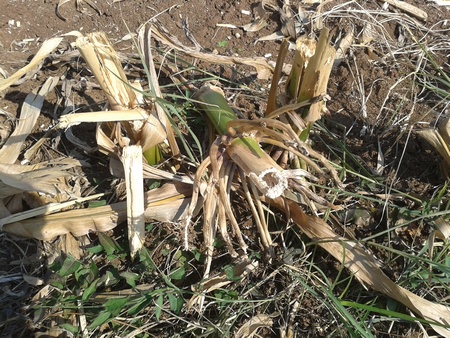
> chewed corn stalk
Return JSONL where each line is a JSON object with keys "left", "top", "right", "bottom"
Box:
{"left": 181, "top": 29, "right": 342, "bottom": 287}
{"left": 184, "top": 85, "right": 342, "bottom": 279}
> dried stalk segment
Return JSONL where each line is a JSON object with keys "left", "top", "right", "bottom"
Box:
{"left": 286, "top": 28, "right": 336, "bottom": 124}
{"left": 121, "top": 145, "right": 145, "bottom": 258}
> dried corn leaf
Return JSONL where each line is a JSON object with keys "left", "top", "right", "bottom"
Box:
{"left": 0, "top": 158, "right": 81, "bottom": 199}
{"left": 110, "top": 157, "right": 193, "bottom": 184}
{"left": 138, "top": 24, "right": 180, "bottom": 158}
{"left": 151, "top": 23, "right": 273, "bottom": 80}
{"left": 431, "top": 0, "right": 450, "bottom": 5}
{"left": 0, "top": 77, "right": 59, "bottom": 163}
{"left": 2, "top": 203, "right": 123, "bottom": 240}
{"left": 417, "top": 129, "right": 450, "bottom": 164}
{"left": 434, "top": 217, "right": 450, "bottom": 240}
{"left": 187, "top": 260, "right": 258, "bottom": 311}
{"left": 381, "top": 0, "right": 428, "bottom": 21}
{"left": 64, "top": 127, "right": 97, "bottom": 153}
{"left": 334, "top": 28, "right": 354, "bottom": 67}
{"left": 77, "top": 0, "right": 101, "bottom": 16}
{"left": 273, "top": 197, "right": 450, "bottom": 337}
{"left": 0, "top": 169, "right": 69, "bottom": 199}
{"left": 0, "top": 193, "right": 103, "bottom": 229}
{"left": 417, "top": 119, "right": 450, "bottom": 173}
{"left": 242, "top": 2, "right": 268, "bottom": 32}
{"left": 0, "top": 38, "right": 62, "bottom": 92}
{"left": 438, "top": 117, "right": 450, "bottom": 146}
{"left": 235, "top": 314, "right": 273, "bottom": 338}
{"left": 56, "top": 0, "right": 73, "bottom": 20}
{"left": 279, "top": 3, "right": 300, "bottom": 40}
{"left": 2, "top": 182, "right": 192, "bottom": 240}
{"left": 255, "top": 31, "right": 286, "bottom": 42}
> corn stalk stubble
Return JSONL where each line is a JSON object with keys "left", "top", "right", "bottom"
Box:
{"left": 188, "top": 39, "right": 449, "bottom": 333}
{"left": 74, "top": 32, "right": 167, "bottom": 160}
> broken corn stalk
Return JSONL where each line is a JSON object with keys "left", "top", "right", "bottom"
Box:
{"left": 286, "top": 28, "right": 336, "bottom": 139}
{"left": 75, "top": 32, "right": 165, "bottom": 165}
{"left": 193, "top": 85, "right": 289, "bottom": 198}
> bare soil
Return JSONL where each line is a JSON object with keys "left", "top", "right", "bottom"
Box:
{"left": 1, "top": 0, "right": 449, "bottom": 337}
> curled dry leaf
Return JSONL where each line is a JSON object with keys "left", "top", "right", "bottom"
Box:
{"left": 334, "top": 27, "right": 354, "bottom": 67}
{"left": 434, "top": 217, "right": 450, "bottom": 241}
{"left": 0, "top": 158, "right": 82, "bottom": 199}
{"left": 279, "top": 3, "right": 302, "bottom": 40}
{"left": 242, "top": 2, "right": 268, "bottom": 32}
{"left": 186, "top": 260, "right": 258, "bottom": 312}
{"left": 417, "top": 117, "right": 450, "bottom": 175}
{"left": 235, "top": 314, "right": 273, "bottom": 338}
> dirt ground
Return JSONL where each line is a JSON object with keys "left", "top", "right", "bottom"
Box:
{"left": 1, "top": 0, "right": 446, "bottom": 185}
{"left": 1, "top": 0, "right": 450, "bottom": 337}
